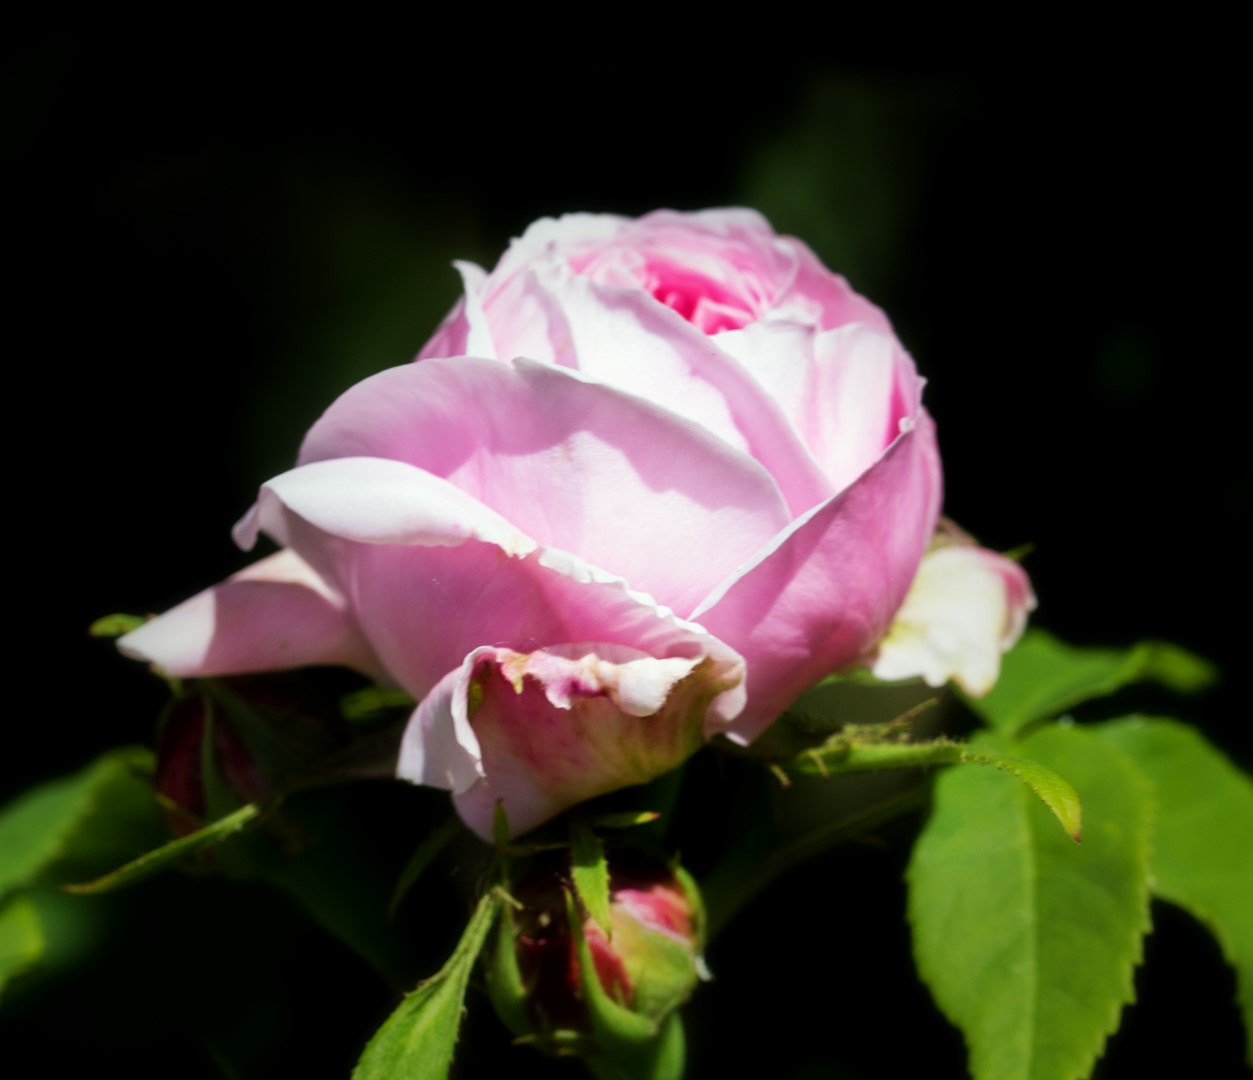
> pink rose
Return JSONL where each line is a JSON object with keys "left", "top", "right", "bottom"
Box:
{"left": 120, "top": 208, "right": 1018, "bottom": 839}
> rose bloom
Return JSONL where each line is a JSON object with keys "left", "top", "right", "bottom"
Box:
{"left": 121, "top": 209, "right": 1032, "bottom": 838}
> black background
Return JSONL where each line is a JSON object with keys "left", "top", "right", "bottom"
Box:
{"left": 8, "top": 24, "right": 1248, "bottom": 1078}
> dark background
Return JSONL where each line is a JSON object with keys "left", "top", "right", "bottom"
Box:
{"left": 8, "top": 27, "right": 1247, "bottom": 1078}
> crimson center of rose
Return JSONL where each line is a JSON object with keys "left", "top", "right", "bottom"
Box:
{"left": 569, "top": 250, "right": 758, "bottom": 334}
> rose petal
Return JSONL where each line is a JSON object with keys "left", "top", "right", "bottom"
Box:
{"left": 401, "top": 642, "right": 743, "bottom": 838}
{"left": 293, "top": 357, "right": 794, "bottom": 615}
{"left": 871, "top": 545, "right": 1037, "bottom": 695}
{"left": 117, "top": 549, "right": 383, "bottom": 680}
{"left": 714, "top": 321, "right": 923, "bottom": 494}
{"left": 693, "top": 410, "right": 943, "bottom": 742}
{"left": 511, "top": 274, "right": 834, "bottom": 517}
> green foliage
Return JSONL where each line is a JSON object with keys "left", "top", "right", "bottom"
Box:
{"left": 340, "top": 685, "right": 416, "bottom": 727}
{"left": 63, "top": 803, "right": 262, "bottom": 895}
{"left": 968, "top": 629, "right": 1216, "bottom": 735}
{"left": 570, "top": 820, "right": 612, "bottom": 934}
{"left": 909, "top": 725, "right": 1153, "bottom": 1080}
{"left": 0, "top": 747, "right": 159, "bottom": 901}
{"left": 1098, "top": 717, "right": 1253, "bottom": 1062}
{"left": 788, "top": 734, "right": 1082, "bottom": 841}
{"left": 353, "top": 890, "right": 501, "bottom": 1080}
{"left": 0, "top": 896, "right": 42, "bottom": 998}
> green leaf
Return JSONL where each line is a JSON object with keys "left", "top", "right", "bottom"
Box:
{"left": 353, "top": 890, "right": 501, "bottom": 1080}
{"left": 0, "top": 747, "right": 156, "bottom": 902}
{"left": 0, "top": 895, "right": 43, "bottom": 998}
{"left": 958, "top": 747, "right": 1083, "bottom": 842}
{"left": 88, "top": 612, "right": 147, "bottom": 638}
{"left": 570, "top": 821, "right": 612, "bottom": 934}
{"left": 909, "top": 725, "right": 1152, "bottom": 1080}
{"left": 1098, "top": 717, "right": 1253, "bottom": 1062}
{"left": 788, "top": 737, "right": 1082, "bottom": 841}
{"left": 968, "top": 630, "right": 1216, "bottom": 735}
{"left": 63, "top": 802, "right": 262, "bottom": 895}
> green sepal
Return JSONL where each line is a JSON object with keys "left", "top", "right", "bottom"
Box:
{"left": 570, "top": 821, "right": 612, "bottom": 934}
{"left": 968, "top": 629, "right": 1216, "bottom": 735}
{"left": 87, "top": 613, "right": 147, "bottom": 638}
{"left": 353, "top": 889, "right": 502, "bottom": 1080}
{"left": 1097, "top": 716, "right": 1253, "bottom": 1063}
{"left": 566, "top": 890, "right": 658, "bottom": 1049}
{"left": 585, "top": 1012, "right": 687, "bottom": 1080}
{"left": 483, "top": 897, "right": 532, "bottom": 1039}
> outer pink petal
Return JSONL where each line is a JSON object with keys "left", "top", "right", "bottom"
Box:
{"left": 230, "top": 454, "right": 747, "bottom": 711}
{"left": 341, "top": 541, "right": 748, "bottom": 713}
{"left": 402, "top": 642, "right": 743, "bottom": 839}
{"left": 693, "top": 410, "right": 943, "bottom": 742}
{"left": 293, "top": 357, "right": 793, "bottom": 616}
{"left": 116, "top": 549, "right": 383, "bottom": 680}
{"left": 715, "top": 320, "right": 923, "bottom": 493}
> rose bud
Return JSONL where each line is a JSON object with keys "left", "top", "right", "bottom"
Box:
{"left": 154, "top": 689, "right": 267, "bottom": 837}
{"left": 153, "top": 674, "right": 349, "bottom": 860}
{"left": 487, "top": 851, "right": 705, "bottom": 1061}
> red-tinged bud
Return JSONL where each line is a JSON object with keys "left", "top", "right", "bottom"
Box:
{"left": 487, "top": 849, "right": 704, "bottom": 1062}
{"left": 154, "top": 692, "right": 266, "bottom": 836}
{"left": 153, "top": 674, "right": 348, "bottom": 841}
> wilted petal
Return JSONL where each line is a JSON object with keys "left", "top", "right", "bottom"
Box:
{"left": 117, "top": 549, "right": 382, "bottom": 680}
{"left": 870, "top": 545, "right": 1037, "bottom": 695}
{"left": 400, "top": 643, "right": 744, "bottom": 839}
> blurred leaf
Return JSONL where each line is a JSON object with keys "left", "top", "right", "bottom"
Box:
{"left": 968, "top": 630, "right": 1216, "bottom": 734}
{"left": 87, "top": 613, "right": 146, "bottom": 638}
{"left": 63, "top": 803, "right": 262, "bottom": 895}
{"left": 353, "top": 889, "right": 501, "bottom": 1080}
{"left": 592, "top": 811, "right": 662, "bottom": 830}
{"left": 0, "top": 895, "right": 43, "bottom": 998}
{"left": 909, "top": 725, "right": 1152, "bottom": 1080}
{"left": 340, "top": 686, "right": 416, "bottom": 726}
{"left": 388, "top": 816, "right": 462, "bottom": 920}
{"left": 1098, "top": 717, "right": 1253, "bottom": 1062}
{"left": 0, "top": 747, "right": 156, "bottom": 902}
{"left": 267, "top": 802, "right": 414, "bottom": 986}
{"left": 570, "top": 821, "right": 612, "bottom": 934}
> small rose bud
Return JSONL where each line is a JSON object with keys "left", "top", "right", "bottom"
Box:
{"left": 487, "top": 850, "right": 705, "bottom": 1058}
{"left": 153, "top": 674, "right": 348, "bottom": 851}
{"left": 154, "top": 691, "right": 266, "bottom": 837}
